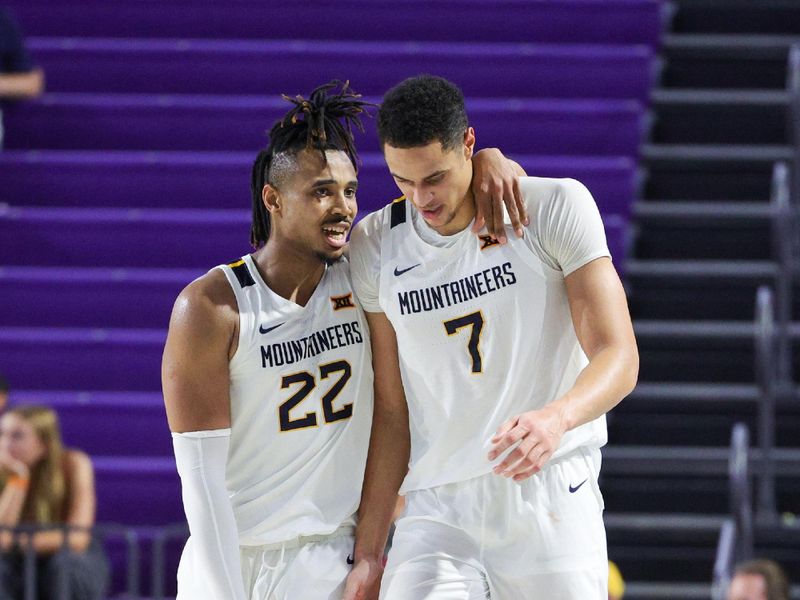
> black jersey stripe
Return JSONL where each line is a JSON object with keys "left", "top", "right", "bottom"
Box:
{"left": 229, "top": 259, "right": 256, "bottom": 288}
{"left": 390, "top": 198, "right": 407, "bottom": 229}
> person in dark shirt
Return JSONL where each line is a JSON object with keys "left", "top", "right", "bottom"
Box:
{"left": 0, "top": 7, "right": 45, "bottom": 146}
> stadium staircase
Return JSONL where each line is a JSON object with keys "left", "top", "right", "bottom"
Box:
{"left": 610, "top": 1, "right": 800, "bottom": 598}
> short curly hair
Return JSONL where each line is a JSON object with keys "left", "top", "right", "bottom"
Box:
{"left": 377, "top": 75, "right": 468, "bottom": 151}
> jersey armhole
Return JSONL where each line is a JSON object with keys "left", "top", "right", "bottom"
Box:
{"left": 216, "top": 263, "right": 248, "bottom": 364}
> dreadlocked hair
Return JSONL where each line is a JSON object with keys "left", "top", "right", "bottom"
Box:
{"left": 249, "top": 80, "right": 373, "bottom": 248}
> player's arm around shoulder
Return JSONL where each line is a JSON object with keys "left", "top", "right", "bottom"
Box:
{"left": 162, "top": 269, "right": 238, "bottom": 432}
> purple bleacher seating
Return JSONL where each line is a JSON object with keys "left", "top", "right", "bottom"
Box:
{"left": 0, "top": 328, "right": 164, "bottom": 391}
{"left": 9, "top": 391, "right": 171, "bottom": 456}
{"left": 26, "top": 38, "right": 654, "bottom": 101}
{"left": 0, "top": 206, "right": 252, "bottom": 268}
{"left": 0, "top": 200, "right": 630, "bottom": 269}
{"left": 0, "top": 266, "right": 195, "bottom": 328}
{"left": 6, "top": 0, "right": 663, "bottom": 46}
{"left": 93, "top": 457, "right": 182, "bottom": 525}
{"left": 5, "top": 94, "right": 644, "bottom": 156}
{"left": 0, "top": 152, "right": 636, "bottom": 219}
{"left": 0, "top": 267, "right": 196, "bottom": 328}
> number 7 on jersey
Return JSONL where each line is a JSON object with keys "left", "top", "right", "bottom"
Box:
{"left": 443, "top": 311, "right": 484, "bottom": 374}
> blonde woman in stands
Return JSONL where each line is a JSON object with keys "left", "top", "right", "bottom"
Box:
{"left": 0, "top": 405, "right": 108, "bottom": 600}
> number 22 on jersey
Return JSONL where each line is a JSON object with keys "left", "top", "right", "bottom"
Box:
{"left": 278, "top": 360, "right": 353, "bottom": 432}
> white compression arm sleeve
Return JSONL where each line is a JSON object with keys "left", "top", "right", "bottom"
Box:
{"left": 172, "top": 429, "right": 247, "bottom": 600}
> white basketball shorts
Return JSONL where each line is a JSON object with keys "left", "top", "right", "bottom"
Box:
{"left": 380, "top": 447, "right": 607, "bottom": 600}
{"left": 177, "top": 526, "right": 354, "bottom": 600}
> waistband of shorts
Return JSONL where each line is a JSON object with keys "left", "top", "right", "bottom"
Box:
{"left": 240, "top": 524, "right": 354, "bottom": 553}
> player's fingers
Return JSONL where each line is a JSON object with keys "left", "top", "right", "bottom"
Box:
{"left": 511, "top": 464, "right": 541, "bottom": 482}
{"left": 472, "top": 210, "right": 485, "bottom": 234}
{"left": 342, "top": 566, "right": 370, "bottom": 600}
{"left": 488, "top": 423, "right": 527, "bottom": 460}
{"left": 341, "top": 581, "right": 358, "bottom": 600}
{"left": 533, "top": 448, "right": 554, "bottom": 472}
{"left": 490, "top": 183, "right": 507, "bottom": 244}
{"left": 509, "top": 447, "right": 551, "bottom": 481}
{"left": 495, "top": 436, "right": 539, "bottom": 475}
{"left": 472, "top": 181, "right": 491, "bottom": 233}
{"left": 513, "top": 176, "right": 529, "bottom": 227}
{"left": 503, "top": 179, "right": 523, "bottom": 239}
{"left": 491, "top": 416, "right": 518, "bottom": 443}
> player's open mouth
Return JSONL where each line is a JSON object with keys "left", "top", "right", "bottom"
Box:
{"left": 322, "top": 224, "right": 349, "bottom": 248}
{"left": 420, "top": 206, "right": 443, "bottom": 220}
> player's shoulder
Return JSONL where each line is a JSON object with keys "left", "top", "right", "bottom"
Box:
{"left": 517, "top": 176, "right": 594, "bottom": 221}
{"left": 519, "top": 176, "right": 591, "bottom": 207}
{"left": 350, "top": 197, "right": 405, "bottom": 257}
{"left": 352, "top": 198, "right": 400, "bottom": 236}
{"left": 171, "top": 265, "right": 238, "bottom": 332}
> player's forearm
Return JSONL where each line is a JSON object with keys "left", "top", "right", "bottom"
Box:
{"left": 550, "top": 343, "right": 638, "bottom": 432}
{"left": 353, "top": 402, "right": 410, "bottom": 561}
{"left": 0, "top": 69, "right": 44, "bottom": 99}
{"left": 173, "top": 431, "right": 247, "bottom": 600}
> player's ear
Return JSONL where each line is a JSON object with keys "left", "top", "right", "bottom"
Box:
{"left": 463, "top": 127, "right": 476, "bottom": 160}
{"left": 262, "top": 184, "right": 281, "bottom": 215}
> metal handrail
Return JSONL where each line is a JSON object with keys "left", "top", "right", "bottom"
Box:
{"left": 711, "top": 423, "right": 753, "bottom": 600}
{"left": 754, "top": 286, "right": 779, "bottom": 525}
{"left": 729, "top": 423, "right": 753, "bottom": 562}
{"left": 771, "top": 163, "right": 794, "bottom": 384}
{"left": 712, "top": 519, "right": 737, "bottom": 600}
{"left": 150, "top": 523, "right": 189, "bottom": 599}
{"left": 788, "top": 44, "right": 800, "bottom": 211}
{"left": 0, "top": 523, "right": 93, "bottom": 600}
{"left": 0, "top": 522, "right": 147, "bottom": 600}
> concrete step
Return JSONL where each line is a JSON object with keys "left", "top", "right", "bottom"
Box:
{"left": 661, "top": 34, "right": 797, "bottom": 89}
{"left": 651, "top": 88, "right": 790, "bottom": 145}
{"left": 642, "top": 144, "right": 784, "bottom": 201}
{"left": 625, "top": 260, "right": 800, "bottom": 321}
{"left": 634, "top": 201, "right": 774, "bottom": 221}
{"left": 671, "top": 1, "right": 800, "bottom": 35}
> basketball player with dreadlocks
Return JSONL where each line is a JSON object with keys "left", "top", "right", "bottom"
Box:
{"left": 161, "top": 80, "right": 524, "bottom": 600}
{"left": 162, "top": 81, "right": 373, "bottom": 600}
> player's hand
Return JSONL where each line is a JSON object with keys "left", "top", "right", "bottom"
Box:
{"left": 342, "top": 556, "right": 383, "bottom": 600}
{"left": 471, "top": 148, "right": 528, "bottom": 244}
{"left": 487, "top": 405, "right": 567, "bottom": 481}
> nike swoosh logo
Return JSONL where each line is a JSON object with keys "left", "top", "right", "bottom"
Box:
{"left": 346, "top": 554, "right": 354, "bottom": 565}
{"left": 394, "top": 264, "right": 421, "bottom": 276}
{"left": 569, "top": 478, "right": 588, "bottom": 494}
{"left": 259, "top": 322, "right": 284, "bottom": 335}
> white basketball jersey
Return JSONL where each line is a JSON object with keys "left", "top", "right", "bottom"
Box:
{"left": 350, "top": 177, "right": 609, "bottom": 493}
{"left": 217, "top": 254, "right": 373, "bottom": 546}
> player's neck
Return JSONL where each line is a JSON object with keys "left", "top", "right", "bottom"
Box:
{"left": 252, "top": 242, "right": 326, "bottom": 307}
{"left": 430, "top": 190, "right": 476, "bottom": 236}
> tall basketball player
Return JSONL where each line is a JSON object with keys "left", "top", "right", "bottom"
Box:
{"left": 345, "top": 75, "right": 639, "bottom": 599}
{"left": 161, "top": 81, "right": 525, "bottom": 600}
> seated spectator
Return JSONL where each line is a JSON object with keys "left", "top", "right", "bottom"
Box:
{"left": 0, "top": 7, "right": 45, "bottom": 148}
{"left": 728, "top": 558, "right": 790, "bottom": 600}
{"left": 0, "top": 406, "right": 108, "bottom": 600}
